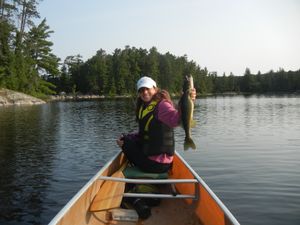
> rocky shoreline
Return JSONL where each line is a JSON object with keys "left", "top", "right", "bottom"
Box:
{"left": 0, "top": 88, "right": 133, "bottom": 106}
{"left": 48, "top": 94, "right": 106, "bottom": 101}
{"left": 49, "top": 94, "right": 136, "bottom": 101}
{"left": 0, "top": 88, "right": 46, "bottom": 106}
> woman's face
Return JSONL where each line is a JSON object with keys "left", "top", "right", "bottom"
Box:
{"left": 138, "top": 87, "right": 157, "bottom": 102}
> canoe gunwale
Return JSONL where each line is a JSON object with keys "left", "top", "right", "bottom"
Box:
{"left": 48, "top": 151, "right": 240, "bottom": 225}
{"left": 48, "top": 152, "right": 121, "bottom": 225}
{"left": 175, "top": 152, "right": 240, "bottom": 225}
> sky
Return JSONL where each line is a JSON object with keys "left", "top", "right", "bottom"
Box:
{"left": 37, "top": 0, "right": 300, "bottom": 76}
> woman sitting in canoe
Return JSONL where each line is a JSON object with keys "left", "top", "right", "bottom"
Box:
{"left": 116, "top": 76, "right": 196, "bottom": 173}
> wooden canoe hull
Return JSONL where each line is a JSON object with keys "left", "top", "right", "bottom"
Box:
{"left": 49, "top": 152, "right": 239, "bottom": 225}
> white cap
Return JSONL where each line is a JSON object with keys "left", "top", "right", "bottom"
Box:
{"left": 136, "top": 76, "right": 157, "bottom": 91}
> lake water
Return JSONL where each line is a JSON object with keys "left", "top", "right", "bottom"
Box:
{"left": 0, "top": 95, "right": 300, "bottom": 225}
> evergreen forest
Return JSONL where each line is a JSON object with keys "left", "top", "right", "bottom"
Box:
{"left": 1, "top": 0, "right": 300, "bottom": 98}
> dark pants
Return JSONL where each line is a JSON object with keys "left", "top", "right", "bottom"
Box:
{"left": 122, "top": 137, "right": 171, "bottom": 173}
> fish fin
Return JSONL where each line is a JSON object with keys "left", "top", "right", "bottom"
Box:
{"left": 184, "top": 137, "right": 196, "bottom": 150}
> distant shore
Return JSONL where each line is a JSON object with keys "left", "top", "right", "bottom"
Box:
{"left": 2, "top": 88, "right": 299, "bottom": 107}
{"left": 0, "top": 89, "right": 137, "bottom": 106}
{"left": 48, "top": 94, "right": 134, "bottom": 101}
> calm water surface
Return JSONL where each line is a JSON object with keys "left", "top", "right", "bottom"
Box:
{"left": 0, "top": 95, "right": 300, "bottom": 225}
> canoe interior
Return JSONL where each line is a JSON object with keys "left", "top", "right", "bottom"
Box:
{"left": 51, "top": 152, "right": 237, "bottom": 225}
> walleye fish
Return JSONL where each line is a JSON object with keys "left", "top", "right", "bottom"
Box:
{"left": 179, "top": 75, "right": 196, "bottom": 150}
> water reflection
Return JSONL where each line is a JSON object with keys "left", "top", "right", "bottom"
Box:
{"left": 1, "top": 95, "right": 300, "bottom": 225}
{"left": 182, "top": 95, "right": 300, "bottom": 225}
{"left": 0, "top": 105, "right": 58, "bottom": 224}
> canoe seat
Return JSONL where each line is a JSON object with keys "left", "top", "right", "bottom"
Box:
{"left": 123, "top": 166, "right": 169, "bottom": 179}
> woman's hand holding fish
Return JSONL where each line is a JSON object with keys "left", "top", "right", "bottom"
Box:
{"left": 116, "top": 135, "right": 124, "bottom": 148}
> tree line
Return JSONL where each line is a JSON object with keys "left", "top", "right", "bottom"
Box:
{"left": 209, "top": 68, "right": 300, "bottom": 94}
{"left": 1, "top": 1, "right": 299, "bottom": 98}
{"left": 49, "top": 47, "right": 300, "bottom": 96}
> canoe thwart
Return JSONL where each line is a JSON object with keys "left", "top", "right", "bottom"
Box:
{"left": 123, "top": 192, "right": 196, "bottom": 199}
{"left": 97, "top": 176, "right": 198, "bottom": 184}
{"left": 97, "top": 176, "right": 200, "bottom": 200}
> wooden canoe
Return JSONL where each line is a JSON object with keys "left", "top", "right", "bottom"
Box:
{"left": 48, "top": 151, "right": 240, "bottom": 225}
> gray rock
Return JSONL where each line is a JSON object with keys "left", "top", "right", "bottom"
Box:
{"left": 0, "top": 88, "right": 46, "bottom": 106}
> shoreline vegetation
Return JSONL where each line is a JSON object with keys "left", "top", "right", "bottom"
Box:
{"left": 2, "top": 88, "right": 300, "bottom": 107}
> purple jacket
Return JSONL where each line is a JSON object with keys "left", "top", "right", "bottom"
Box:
{"left": 148, "top": 99, "right": 180, "bottom": 163}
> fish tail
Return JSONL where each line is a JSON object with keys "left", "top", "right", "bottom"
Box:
{"left": 184, "top": 137, "right": 196, "bottom": 150}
